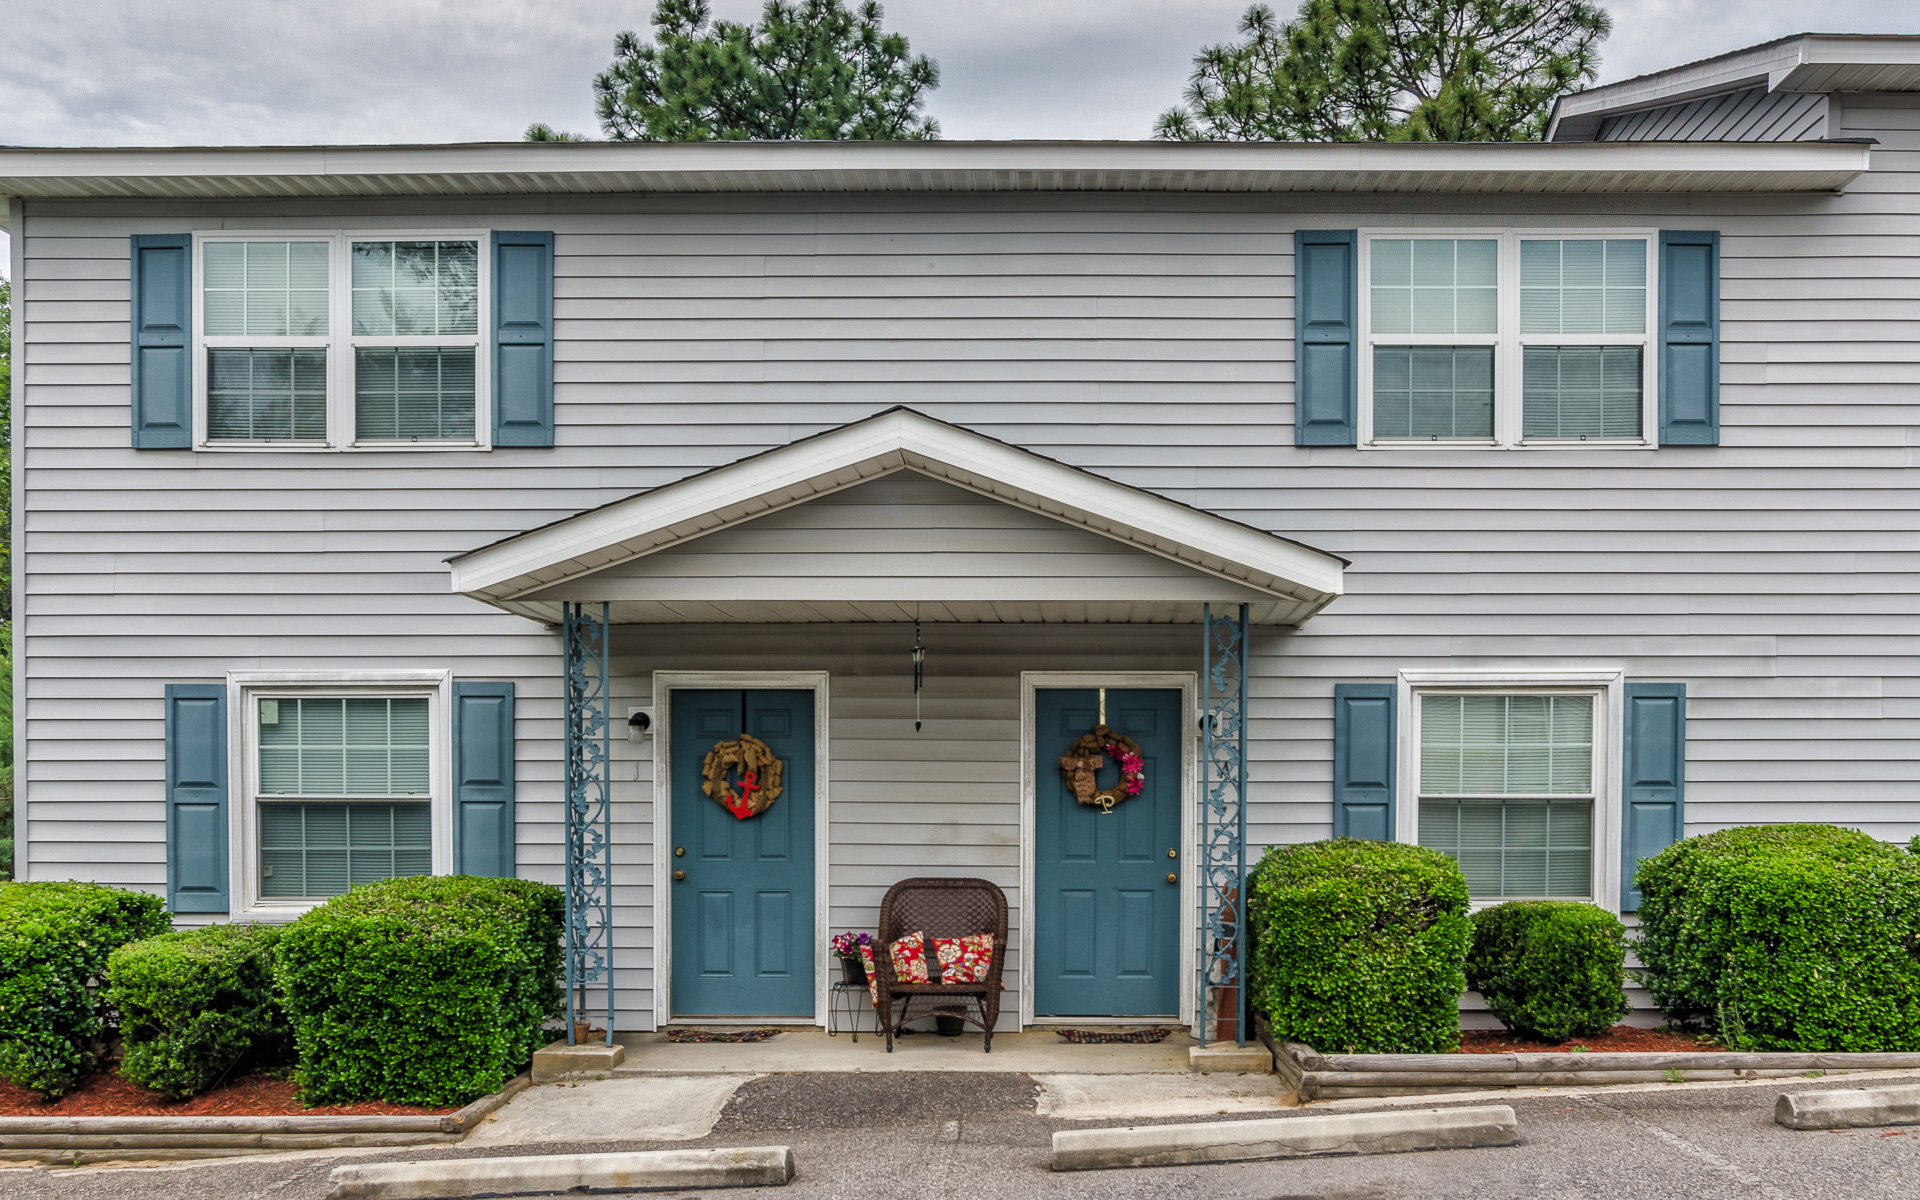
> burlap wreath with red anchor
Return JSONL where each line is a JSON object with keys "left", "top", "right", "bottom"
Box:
{"left": 702, "top": 734, "right": 784, "bottom": 820}
{"left": 1058, "top": 725, "right": 1147, "bottom": 812}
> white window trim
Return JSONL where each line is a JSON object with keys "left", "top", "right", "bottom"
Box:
{"left": 190, "top": 230, "right": 493, "bottom": 453}
{"left": 1357, "top": 228, "right": 1659, "bottom": 450}
{"left": 1393, "top": 668, "right": 1625, "bottom": 913}
{"left": 225, "top": 669, "right": 454, "bottom": 920}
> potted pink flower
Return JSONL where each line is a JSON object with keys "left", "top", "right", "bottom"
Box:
{"left": 830, "top": 931, "right": 873, "bottom": 986}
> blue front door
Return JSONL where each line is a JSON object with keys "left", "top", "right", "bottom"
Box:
{"left": 1034, "top": 688, "right": 1182, "bottom": 1017}
{"left": 670, "top": 689, "right": 816, "bottom": 1018}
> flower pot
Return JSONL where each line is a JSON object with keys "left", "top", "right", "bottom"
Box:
{"left": 935, "top": 1014, "right": 967, "bottom": 1037}
{"left": 839, "top": 955, "right": 867, "bottom": 986}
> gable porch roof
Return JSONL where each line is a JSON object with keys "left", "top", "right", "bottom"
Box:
{"left": 446, "top": 407, "right": 1346, "bottom": 626}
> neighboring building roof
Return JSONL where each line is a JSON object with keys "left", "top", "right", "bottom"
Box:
{"left": 1550, "top": 32, "right": 1920, "bottom": 141}
{"left": 446, "top": 406, "right": 1348, "bottom": 627}
{"left": 0, "top": 138, "right": 1873, "bottom": 213}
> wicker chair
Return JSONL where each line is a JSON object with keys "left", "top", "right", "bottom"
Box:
{"left": 871, "top": 876, "right": 1009, "bottom": 1053}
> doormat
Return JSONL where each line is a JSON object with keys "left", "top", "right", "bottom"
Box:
{"left": 1054, "top": 1027, "right": 1173, "bottom": 1044}
{"left": 664, "top": 1028, "right": 786, "bottom": 1044}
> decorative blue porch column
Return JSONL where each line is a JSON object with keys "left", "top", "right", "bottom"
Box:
{"left": 563, "top": 601, "right": 614, "bottom": 1047}
{"left": 1201, "top": 603, "right": 1249, "bottom": 1046}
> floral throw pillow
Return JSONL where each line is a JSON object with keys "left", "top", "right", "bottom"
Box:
{"left": 933, "top": 933, "right": 995, "bottom": 984}
{"left": 858, "top": 943, "right": 880, "bottom": 1006}
{"left": 889, "top": 931, "right": 931, "bottom": 983}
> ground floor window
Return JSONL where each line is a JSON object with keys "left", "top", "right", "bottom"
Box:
{"left": 1404, "top": 682, "right": 1610, "bottom": 904}
{"left": 233, "top": 674, "right": 448, "bottom": 912}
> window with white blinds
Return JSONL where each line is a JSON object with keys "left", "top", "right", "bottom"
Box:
{"left": 350, "top": 240, "right": 481, "bottom": 443}
{"left": 194, "top": 232, "right": 487, "bottom": 449}
{"left": 1359, "top": 230, "right": 1655, "bottom": 448}
{"left": 255, "top": 696, "right": 431, "bottom": 900}
{"left": 202, "top": 241, "right": 331, "bottom": 443}
{"left": 1415, "top": 693, "right": 1597, "bottom": 900}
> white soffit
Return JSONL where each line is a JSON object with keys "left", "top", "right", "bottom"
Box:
{"left": 446, "top": 408, "right": 1346, "bottom": 626}
{"left": 0, "top": 138, "right": 1871, "bottom": 201}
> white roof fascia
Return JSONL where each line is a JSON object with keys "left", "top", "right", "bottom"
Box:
{"left": 446, "top": 409, "right": 1345, "bottom": 610}
{"left": 0, "top": 139, "right": 1872, "bottom": 199}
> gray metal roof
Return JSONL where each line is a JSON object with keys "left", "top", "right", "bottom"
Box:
{"left": 1550, "top": 33, "right": 1920, "bottom": 141}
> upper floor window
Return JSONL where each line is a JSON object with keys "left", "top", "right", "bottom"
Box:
{"left": 193, "top": 233, "right": 489, "bottom": 451}
{"left": 1359, "top": 231, "right": 1656, "bottom": 449}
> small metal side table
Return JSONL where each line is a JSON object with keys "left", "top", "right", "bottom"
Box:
{"left": 828, "top": 980, "right": 873, "bottom": 1041}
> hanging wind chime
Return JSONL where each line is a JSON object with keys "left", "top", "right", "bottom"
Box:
{"left": 912, "top": 619, "right": 926, "bottom": 733}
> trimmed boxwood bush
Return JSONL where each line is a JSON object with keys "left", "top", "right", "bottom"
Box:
{"left": 1467, "top": 901, "right": 1629, "bottom": 1043}
{"left": 277, "top": 875, "right": 563, "bottom": 1106}
{"left": 1634, "top": 824, "right": 1920, "bottom": 1051}
{"left": 107, "top": 923, "right": 291, "bottom": 1100}
{"left": 1247, "top": 838, "right": 1471, "bottom": 1053}
{"left": 0, "top": 881, "right": 172, "bottom": 1096}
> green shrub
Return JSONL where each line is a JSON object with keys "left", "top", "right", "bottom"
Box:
{"left": 277, "top": 876, "right": 563, "bottom": 1106}
{"left": 0, "top": 882, "right": 171, "bottom": 1095}
{"left": 1247, "top": 838, "right": 1471, "bottom": 1053}
{"left": 1467, "top": 901, "right": 1629, "bottom": 1043}
{"left": 1634, "top": 824, "right": 1920, "bottom": 1051}
{"left": 107, "top": 924, "right": 291, "bottom": 1100}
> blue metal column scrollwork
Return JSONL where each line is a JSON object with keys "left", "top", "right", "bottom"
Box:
{"left": 563, "top": 601, "right": 614, "bottom": 1047}
{"left": 1201, "top": 602, "right": 1249, "bottom": 1046}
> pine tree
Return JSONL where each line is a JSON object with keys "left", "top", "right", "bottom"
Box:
{"left": 580, "top": 0, "right": 939, "bottom": 142}
{"left": 1155, "top": 0, "right": 1610, "bottom": 142}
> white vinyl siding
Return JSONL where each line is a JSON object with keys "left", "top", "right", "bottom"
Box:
{"left": 16, "top": 99, "right": 1920, "bottom": 1025}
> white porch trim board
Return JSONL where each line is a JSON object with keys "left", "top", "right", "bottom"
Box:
{"left": 1019, "top": 671, "right": 1201, "bottom": 1036}
{"left": 648, "top": 670, "right": 832, "bottom": 1031}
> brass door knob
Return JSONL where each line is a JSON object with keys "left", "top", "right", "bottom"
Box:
{"left": 673, "top": 869, "right": 686, "bottom": 882}
{"left": 674, "top": 846, "right": 686, "bottom": 857}
{"left": 1166, "top": 873, "right": 1178, "bottom": 884}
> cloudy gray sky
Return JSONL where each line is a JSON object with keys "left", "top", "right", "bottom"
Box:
{"left": 3, "top": 0, "right": 1920, "bottom": 270}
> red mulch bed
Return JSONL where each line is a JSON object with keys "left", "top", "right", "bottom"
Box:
{"left": 0, "top": 1067, "right": 457, "bottom": 1117}
{"left": 1456, "top": 1025, "right": 1721, "bottom": 1054}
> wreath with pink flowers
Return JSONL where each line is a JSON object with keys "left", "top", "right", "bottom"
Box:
{"left": 1057, "top": 725, "right": 1148, "bottom": 812}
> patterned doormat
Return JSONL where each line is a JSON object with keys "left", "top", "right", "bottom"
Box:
{"left": 664, "top": 1027, "right": 786, "bottom": 1044}
{"left": 1053, "top": 1027, "right": 1174, "bottom": 1044}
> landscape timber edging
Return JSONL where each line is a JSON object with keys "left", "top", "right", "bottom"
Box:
{"left": 1252, "top": 1016, "right": 1920, "bottom": 1101}
{"left": 0, "top": 1072, "right": 531, "bottom": 1161}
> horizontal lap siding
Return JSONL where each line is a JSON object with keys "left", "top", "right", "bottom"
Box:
{"left": 16, "top": 107, "right": 1920, "bottom": 1023}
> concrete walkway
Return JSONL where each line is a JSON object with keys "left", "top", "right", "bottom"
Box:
{"left": 463, "top": 1076, "right": 761, "bottom": 1146}
{"left": 608, "top": 1029, "right": 1200, "bottom": 1075}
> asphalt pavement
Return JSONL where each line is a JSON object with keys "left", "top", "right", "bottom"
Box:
{"left": 9, "top": 1070, "right": 1920, "bottom": 1200}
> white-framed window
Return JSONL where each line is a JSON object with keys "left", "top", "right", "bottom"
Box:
{"left": 1358, "top": 230, "right": 1657, "bottom": 449}
{"left": 192, "top": 232, "right": 490, "bottom": 451}
{"left": 1395, "top": 669, "right": 1624, "bottom": 911}
{"left": 227, "top": 670, "right": 453, "bottom": 917}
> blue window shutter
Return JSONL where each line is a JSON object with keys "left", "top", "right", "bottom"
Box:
{"left": 1622, "top": 683, "right": 1686, "bottom": 911}
{"left": 165, "top": 684, "right": 228, "bottom": 912}
{"left": 131, "top": 235, "right": 193, "bottom": 449}
{"left": 453, "top": 682, "right": 516, "bottom": 877}
{"left": 1659, "top": 231, "right": 1719, "bottom": 446}
{"left": 492, "top": 231, "right": 554, "bottom": 447}
{"left": 1333, "top": 683, "right": 1395, "bottom": 840}
{"left": 1295, "top": 230, "right": 1358, "bottom": 447}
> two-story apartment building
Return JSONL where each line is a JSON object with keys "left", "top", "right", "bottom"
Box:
{"left": 3, "top": 32, "right": 1915, "bottom": 1038}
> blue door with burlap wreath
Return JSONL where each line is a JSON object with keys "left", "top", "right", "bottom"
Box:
{"left": 670, "top": 689, "right": 815, "bottom": 1018}
{"left": 1034, "top": 687, "right": 1182, "bottom": 1018}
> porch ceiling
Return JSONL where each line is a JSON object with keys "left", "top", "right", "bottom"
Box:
{"left": 446, "top": 408, "right": 1347, "bottom": 626}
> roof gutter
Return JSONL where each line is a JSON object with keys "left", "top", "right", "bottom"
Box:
{"left": 0, "top": 138, "right": 1875, "bottom": 200}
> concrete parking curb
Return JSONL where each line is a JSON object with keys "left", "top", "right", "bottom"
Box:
{"left": 1776, "top": 1084, "right": 1920, "bottom": 1131}
{"left": 326, "top": 1147, "right": 795, "bottom": 1198}
{"left": 1050, "top": 1104, "right": 1518, "bottom": 1171}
